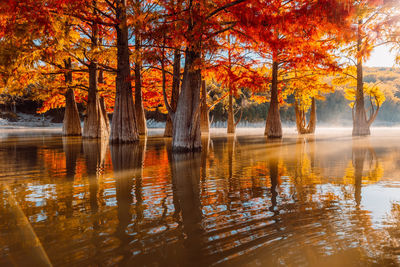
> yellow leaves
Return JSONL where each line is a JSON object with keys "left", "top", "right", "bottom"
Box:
{"left": 344, "top": 82, "right": 386, "bottom": 109}
{"left": 365, "top": 82, "right": 386, "bottom": 106}
{"left": 286, "top": 68, "right": 334, "bottom": 112}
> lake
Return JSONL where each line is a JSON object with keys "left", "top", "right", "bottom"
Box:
{"left": 1, "top": 127, "right": 400, "bottom": 266}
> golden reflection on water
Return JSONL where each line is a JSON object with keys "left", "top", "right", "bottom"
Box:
{"left": 1, "top": 132, "right": 400, "bottom": 266}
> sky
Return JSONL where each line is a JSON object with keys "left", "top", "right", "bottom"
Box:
{"left": 365, "top": 45, "right": 398, "bottom": 67}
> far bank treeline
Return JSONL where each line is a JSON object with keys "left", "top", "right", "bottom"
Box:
{"left": 1, "top": 0, "right": 400, "bottom": 151}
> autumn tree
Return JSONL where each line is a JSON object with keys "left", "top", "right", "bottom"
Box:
{"left": 286, "top": 70, "right": 334, "bottom": 134}
{"left": 342, "top": 0, "right": 396, "bottom": 136}
{"left": 239, "top": 0, "right": 353, "bottom": 138}
{"left": 161, "top": 0, "right": 252, "bottom": 151}
{"left": 207, "top": 33, "right": 262, "bottom": 134}
{"left": 0, "top": 0, "right": 85, "bottom": 136}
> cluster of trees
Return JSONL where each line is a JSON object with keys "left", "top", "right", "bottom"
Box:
{"left": 1, "top": 0, "right": 400, "bottom": 151}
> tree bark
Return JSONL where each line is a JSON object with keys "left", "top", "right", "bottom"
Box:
{"left": 227, "top": 88, "right": 235, "bottom": 134}
{"left": 172, "top": 48, "right": 202, "bottom": 151}
{"left": 83, "top": 61, "right": 110, "bottom": 139}
{"left": 83, "top": 17, "right": 110, "bottom": 139}
{"left": 353, "top": 19, "right": 370, "bottom": 136}
{"left": 295, "top": 97, "right": 316, "bottom": 134}
{"left": 308, "top": 97, "right": 316, "bottom": 133}
{"left": 265, "top": 59, "right": 282, "bottom": 138}
{"left": 134, "top": 32, "right": 147, "bottom": 136}
{"left": 63, "top": 58, "right": 81, "bottom": 136}
{"left": 200, "top": 80, "right": 210, "bottom": 133}
{"left": 110, "top": 0, "right": 139, "bottom": 143}
{"left": 164, "top": 50, "right": 181, "bottom": 137}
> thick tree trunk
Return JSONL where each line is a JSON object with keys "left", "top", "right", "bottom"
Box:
{"left": 295, "top": 97, "right": 316, "bottom": 134}
{"left": 63, "top": 58, "right": 81, "bottom": 136}
{"left": 265, "top": 60, "right": 282, "bottom": 138}
{"left": 164, "top": 50, "right": 181, "bottom": 137}
{"left": 83, "top": 61, "right": 110, "bottom": 139}
{"left": 227, "top": 89, "right": 235, "bottom": 134}
{"left": 63, "top": 88, "right": 82, "bottom": 136}
{"left": 110, "top": 0, "right": 139, "bottom": 143}
{"left": 200, "top": 80, "right": 210, "bottom": 133}
{"left": 353, "top": 19, "right": 370, "bottom": 136}
{"left": 134, "top": 33, "right": 147, "bottom": 136}
{"left": 83, "top": 18, "right": 109, "bottom": 139}
{"left": 172, "top": 48, "right": 202, "bottom": 151}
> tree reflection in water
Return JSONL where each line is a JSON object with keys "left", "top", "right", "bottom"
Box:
{"left": 170, "top": 151, "right": 204, "bottom": 266}
{"left": 2, "top": 134, "right": 400, "bottom": 266}
{"left": 111, "top": 139, "right": 146, "bottom": 265}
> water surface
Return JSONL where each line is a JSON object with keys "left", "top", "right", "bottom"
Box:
{"left": 1, "top": 128, "right": 400, "bottom": 266}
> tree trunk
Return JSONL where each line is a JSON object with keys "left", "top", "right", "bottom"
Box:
{"left": 83, "top": 17, "right": 109, "bottom": 139}
{"left": 172, "top": 48, "right": 202, "bottom": 151}
{"left": 308, "top": 97, "right": 316, "bottom": 133}
{"left": 295, "top": 97, "right": 316, "bottom": 134}
{"left": 110, "top": 0, "right": 139, "bottom": 143}
{"left": 200, "top": 80, "right": 210, "bottom": 133}
{"left": 83, "top": 61, "right": 110, "bottom": 139}
{"left": 63, "top": 58, "right": 81, "bottom": 136}
{"left": 353, "top": 19, "right": 370, "bottom": 136}
{"left": 265, "top": 59, "right": 282, "bottom": 138}
{"left": 134, "top": 33, "right": 147, "bottom": 136}
{"left": 227, "top": 88, "right": 235, "bottom": 134}
{"left": 164, "top": 50, "right": 181, "bottom": 137}
{"left": 294, "top": 101, "right": 302, "bottom": 133}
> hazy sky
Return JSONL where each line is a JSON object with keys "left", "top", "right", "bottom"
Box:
{"left": 365, "top": 45, "right": 398, "bottom": 67}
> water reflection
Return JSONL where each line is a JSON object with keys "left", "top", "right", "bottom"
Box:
{"left": 171, "top": 152, "right": 204, "bottom": 265}
{"left": 2, "top": 133, "right": 400, "bottom": 265}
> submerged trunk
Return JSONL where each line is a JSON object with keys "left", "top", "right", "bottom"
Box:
{"left": 63, "top": 58, "right": 81, "bottom": 136}
{"left": 164, "top": 50, "right": 181, "bottom": 137}
{"left": 200, "top": 80, "right": 210, "bottom": 133}
{"left": 295, "top": 97, "right": 316, "bottom": 134}
{"left": 265, "top": 59, "right": 282, "bottom": 138}
{"left": 172, "top": 48, "right": 202, "bottom": 151}
{"left": 134, "top": 33, "right": 147, "bottom": 136}
{"left": 83, "top": 61, "right": 110, "bottom": 139}
{"left": 110, "top": 0, "right": 138, "bottom": 143}
{"left": 227, "top": 89, "right": 235, "bottom": 134}
{"left": 353, "top": 19, "right": 370, "bottom": 136}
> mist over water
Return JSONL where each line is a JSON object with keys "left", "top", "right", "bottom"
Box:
{"left": 1, "top": 128, "right": 400, "bottom": 266}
